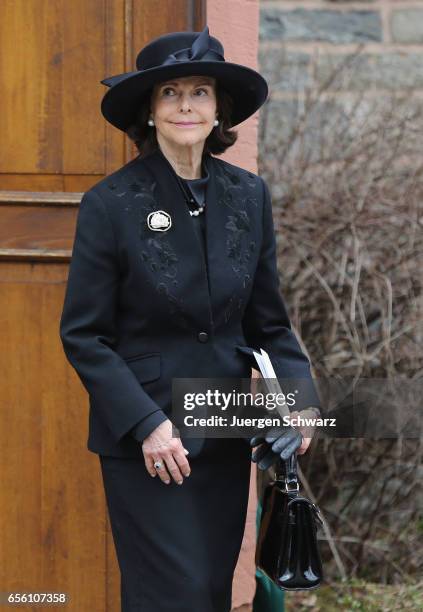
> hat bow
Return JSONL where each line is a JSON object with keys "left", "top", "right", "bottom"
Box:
{"left": 161, "top": 26, "right": 224, "bottom": 66}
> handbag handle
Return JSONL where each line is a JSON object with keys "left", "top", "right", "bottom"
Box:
{"left": 274, "top": 453, "right": 300, "bottom": 493}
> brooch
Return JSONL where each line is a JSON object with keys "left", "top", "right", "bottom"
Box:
{"left": 147, "top": 210, "right": 172, "bottom": 232}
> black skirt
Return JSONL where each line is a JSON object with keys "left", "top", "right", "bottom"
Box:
{"left": 99, "top": 437, "right": 252, "bottom": 612}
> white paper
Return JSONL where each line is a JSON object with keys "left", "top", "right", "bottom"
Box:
{"left": 249, "top": 348, "right": 291, "bottom": 418}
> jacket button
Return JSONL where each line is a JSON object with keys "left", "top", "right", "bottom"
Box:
{"left": 198, "top": 332, "right": 209, "bottom": 343}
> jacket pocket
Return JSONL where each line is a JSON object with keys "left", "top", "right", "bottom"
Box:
{"left": 123, "top": 352, "right": 161, "bottom": 384}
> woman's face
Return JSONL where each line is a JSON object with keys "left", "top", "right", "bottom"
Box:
{"left": 149, "top": 75, "right": 217, "bottom": 149}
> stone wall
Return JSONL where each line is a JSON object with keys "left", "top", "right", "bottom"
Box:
{"left": 258, "top": 0, "right": 423, "bottom": 171}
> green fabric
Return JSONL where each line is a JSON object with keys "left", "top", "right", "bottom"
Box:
{"left": 252, "top": 497, "right": 285, "bottom": 612}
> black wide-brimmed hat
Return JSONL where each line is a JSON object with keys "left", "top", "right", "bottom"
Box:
{"left": 100, "top": 25, "right": 268, "bottom": 132}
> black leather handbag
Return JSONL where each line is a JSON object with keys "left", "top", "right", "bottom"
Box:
{"left": 255, "top": 453, "right": 324, "bottom": 590}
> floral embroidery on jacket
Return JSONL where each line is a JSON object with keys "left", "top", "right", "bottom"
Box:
{"left": 135, "top": 179, "right": 191, "bottom": 330}
{"left": 214, "top": 163, "right": 260, "bottom": 323}
{"left": 140, "top": 239, "right": 178, "bottom": 278}
{"left": 108, "top": 167, "right": 190, "bottom": 328}
{"left": 217, "top": 166, "right": 256, "bottom": 278}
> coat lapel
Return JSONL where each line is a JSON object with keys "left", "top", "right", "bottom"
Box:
{"left": 204, "top": 153, "right": 258, "bottom": 328}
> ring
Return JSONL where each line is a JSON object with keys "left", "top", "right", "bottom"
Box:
{"left": 154, "top": 460, "right": 163, "bottom": 470}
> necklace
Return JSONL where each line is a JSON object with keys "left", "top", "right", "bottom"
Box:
{"left": 159, "top": 148, "right": 206, "bottom": 216}
{"left": 173, "top": 170, "right": 206, "bottom": 216}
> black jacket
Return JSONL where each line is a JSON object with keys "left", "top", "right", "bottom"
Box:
{"left": 59, "top": 148, "right": 321, "bottom": 458}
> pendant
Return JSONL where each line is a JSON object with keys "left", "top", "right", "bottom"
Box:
{"left": 189, "top": 206, "right": 205, "bottom": 217}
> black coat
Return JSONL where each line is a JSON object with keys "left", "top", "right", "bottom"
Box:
{"left": 59, "top": 148, "right": 321, "bottom": 458}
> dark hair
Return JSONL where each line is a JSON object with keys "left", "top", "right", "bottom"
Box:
{"left": 126, "top": 81, "right": 238, "bottom": 158}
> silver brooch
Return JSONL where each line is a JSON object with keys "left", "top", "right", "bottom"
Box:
{"left": 147, "top": 210, "right": 172, "bottom": 232}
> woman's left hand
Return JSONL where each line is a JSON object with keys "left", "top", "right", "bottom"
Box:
{"left": 250, "top": 407, "right": 318, "bottom": 470}
{"left": 287, "top": 409, "right": 317, "bottom": 455}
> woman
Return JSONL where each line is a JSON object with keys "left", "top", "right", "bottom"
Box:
{"left": 59, "top": 26, "right": 321, "bottom": 612}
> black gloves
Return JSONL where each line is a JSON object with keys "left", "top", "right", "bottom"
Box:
{"left": 249, "top": 425, "right": 303, "bottom": 471}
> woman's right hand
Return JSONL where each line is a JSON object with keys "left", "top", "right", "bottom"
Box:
{"left": 142, "top": 419, "right": 191, "bottom": 485}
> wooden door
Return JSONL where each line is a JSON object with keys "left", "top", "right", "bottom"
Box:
{"left": 0, "top": 2, "right": 205, "bottom": 610}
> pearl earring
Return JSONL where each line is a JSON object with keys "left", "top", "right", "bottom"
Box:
{"left": 148, "top": 118, "right": 155, "bottom": 127}
{"left": 213, "top": 119, "right": 219, "bottom": 127}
